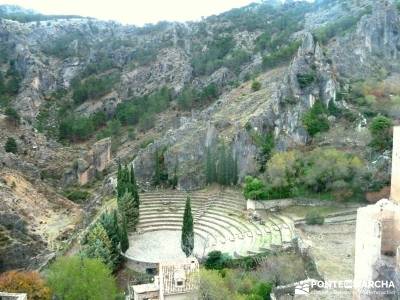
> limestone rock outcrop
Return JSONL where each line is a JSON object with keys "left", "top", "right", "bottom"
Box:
{"left": 330, "top": 1, "right": 400, "bottom": 79}
{"left": 133, "top": 32, "right": 338, "bottom": 190}
{"left": 63, "top": 137, "right": 112, "bottom": 186}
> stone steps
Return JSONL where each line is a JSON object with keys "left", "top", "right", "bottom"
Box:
{"left": 134, "top": 191, "right": 292, "bottom": 257}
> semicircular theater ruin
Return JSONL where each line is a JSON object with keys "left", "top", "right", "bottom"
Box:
{"left": 123, "top": 189, "right": 295, "bottom": 270}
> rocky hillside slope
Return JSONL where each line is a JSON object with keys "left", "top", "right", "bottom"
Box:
{"left": 134, "top": 0, "right": 400, "bottom": 189}
{"left": 0, "top": 0, "right": 399, "bottom": 270}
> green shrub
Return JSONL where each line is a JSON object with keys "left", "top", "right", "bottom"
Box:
{"left": 243, "top": 176, "right": 290, "bottom": 200}
{"left": 305, "top": 210, "right": 325, "bottom": 225}
{"left": 297, "top": 72, "right": 316, "bottom": 89}
{"left": 5, "top": 107, "right": 20, "bottom": 124}
{"left": 251, "top": 80, "right": 261, "bottom": 91}
{"left": 369, "top": 115, "right": 393, "bottom": 151}
{"left": 249, "top": 131, "right": 275, "bottom": 171}
{"left": 302, "top": 100, "right": 330, "bottom": 137}
{"left": 204, "top": 251, "right": 232, "bottom": 270}
{"left": 4, "top": 137, "right": 17, "bottom": 154}
{"left": 63, "top": 189, "right": 91, "bottom": 203}
{"left": 327, "top": 100, "right": 342, "bottom": 117}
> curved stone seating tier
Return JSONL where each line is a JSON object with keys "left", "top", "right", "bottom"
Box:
{"left": 127, "top": 190, "right": 295, "bottom": 262}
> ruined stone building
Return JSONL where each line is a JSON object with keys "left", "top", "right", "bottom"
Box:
{"left": 129, "top": 258, "right": 199, "bottom": 300}
{"left": 353, "top": 127, "right": 400, "bottom": 299}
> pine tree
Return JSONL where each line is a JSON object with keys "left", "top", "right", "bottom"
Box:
{"left": 98, "top": 210, "right": 121, "bottom": 264}
{"left": 84, "top": 223, "right": 116, "bottom": 269}
{"left": 181, "top": 196, "right": 194, "bottom": 257}
{"left": 119, "top": 216, "right": 129, "bottom": 253}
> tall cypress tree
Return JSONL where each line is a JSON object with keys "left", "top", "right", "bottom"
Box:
{"left": 216, "top": 143, "right": 228, "bottom": 185}
{"left": 117, "top": 164, "right": 140, "bottom": 231}
{"left": 205, "top": 146, "right": 216, "bottom": 184}
{"left": 118, "top": 192, "right": 139, "bottom": 231}
{"left": 181, "top": 196, "right": 194, "bottom": 257}
{"left": 119, "top": 215, "right": 129, "bottom": 253}
{"left": 130, "top": 164, "right": 140, "bottom": 209}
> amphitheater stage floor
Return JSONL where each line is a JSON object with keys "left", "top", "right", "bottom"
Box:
{"left": 126, "top": 230, "right": 208, "bottom": 263}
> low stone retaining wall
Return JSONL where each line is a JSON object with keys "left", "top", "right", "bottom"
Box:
{"left": 247, "top": 198, "right": 360, "bottom": 211}
{"left": 123, "top": 253, "right": 158, "bottom": 272}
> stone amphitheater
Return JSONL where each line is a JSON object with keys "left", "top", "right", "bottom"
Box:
{"left": 124, "top": 189, "right": 295, "bottom": 266}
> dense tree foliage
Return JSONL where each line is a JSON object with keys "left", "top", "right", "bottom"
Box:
{"left": 244, "top": 148, "right": 367, "bottom": 201}
{"left": 59, "top": 114, "right": 95, "bottom": 142}
{"left": 82, "top": 209, "right": 128, "bottom": 270}
{"left": 46, "top": 256, "right": 118, "bottom": 300}
{"left": 72, "top": 73, "right": 120, "bottom": 105}
{"left": 181, "top": 196, "right": 194, "bottom": 257}
{"left": 0, "top": 61, "right": 21, "bottom": 106}
{"left": 204, "top": 250, "right": 231, "bottom": 270}
{"left": 0, "top": 271, "right": 51, "bottom": 300}
{"left": 84, "top": 223, "right": 116, "bottom": 269}
{"left": 115, "top": 86, "right": 171, "bottom": 130}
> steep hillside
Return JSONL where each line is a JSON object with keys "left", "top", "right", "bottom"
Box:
{"left": 0, "top": 0, "right": 399, "bottom": 271}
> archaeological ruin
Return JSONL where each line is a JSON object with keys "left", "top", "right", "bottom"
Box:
{"left": 123, "top": 189, "right": 295, "bottom": 273}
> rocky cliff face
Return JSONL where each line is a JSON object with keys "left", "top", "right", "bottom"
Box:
{"left": 329, "top": 0, "right": 400, "bottom": 79}
{"left": 132, "top": 31, "right": 338, "bottom": 189}
{"left": 0, "top": 0, "right": 399, "bottom": 270}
